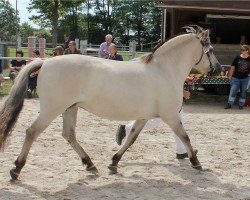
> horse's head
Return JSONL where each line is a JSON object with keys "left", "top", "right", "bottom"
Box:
{"left": 184, "top": 26, "right": 222, "bottom": 76}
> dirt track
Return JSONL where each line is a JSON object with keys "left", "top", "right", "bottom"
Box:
{"left": 0, "top": 98, "right": 249, "bottom": 200}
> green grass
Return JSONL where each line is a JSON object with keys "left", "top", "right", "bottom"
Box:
{"left": 119, "top": 51, "right": 145, "bottom": 61}
{"left": 8, "top": 47, "right": 53, "bottom": 57}
{"left": 8, "top": 47, "right": 29, "bottom": 57}
{"left": 0, "top": 69, "right": 13, "bottom": 96}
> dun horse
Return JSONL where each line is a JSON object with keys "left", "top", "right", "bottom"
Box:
{"left": 0, "top": 26, "right": 221, "bottom": 180}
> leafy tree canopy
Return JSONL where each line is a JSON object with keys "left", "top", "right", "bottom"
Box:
{"left": 3, "top": 0, "right": 162, "bottom": 50}
{"left": 28, "top": 0, "right": 84, "bottom": 46}
{"left": 0, "top": 0, "right": 19, "bottom": 41}
{"left": 20, "top": 22, "right": 34, "bottom": 42}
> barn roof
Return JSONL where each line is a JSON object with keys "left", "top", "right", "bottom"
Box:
{"left": 156, "top": 1, "right": 250, "bottom": 15}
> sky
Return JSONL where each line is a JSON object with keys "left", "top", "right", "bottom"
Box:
{"left": 8, "top": 0, "right": 38, "bottom": 27}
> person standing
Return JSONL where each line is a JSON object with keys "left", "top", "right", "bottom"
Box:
{"left": 64, "top": 41, "right": 81, "bottom": 55}
{"left": 27, "top": 50, "right": 40, "bottom": 98}
{"left": 63, "top": 34, "right": 70, "bottom": 50}
{"left": 106, "top": 44, "right": 123, "bottom": 61}
{"left": 99, "top": 34, "right": 113, "bottom": 58}
{"left": 225, "top": 45, "right": 250, "bottom": 109}
{"left": 53, "top": 46, "right": 64, "bottom": 56}
{"left": 116, "top": 89, "right": 197, "bottom": 159}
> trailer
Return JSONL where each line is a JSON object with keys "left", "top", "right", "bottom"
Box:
{"left": 189, "top": 65, "right": 231, "bottom": 95}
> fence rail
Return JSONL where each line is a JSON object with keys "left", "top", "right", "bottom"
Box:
{"left": 5, "top": 40, "right": 158, "bottom": 52}
{"left": 1, "top": 38, "right": 154, "bottom": 68}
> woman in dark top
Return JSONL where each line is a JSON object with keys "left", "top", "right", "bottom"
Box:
{"left": 64, "top": 41, "right": 81, "bottom": 54}
{"left": 9, "top": 50, "right": 26, "bottom": 81}
{"left": 27, "top": 50, "right": 40, "bottom": 98}
{"left": 106, "top": 44, "right": 123, "bottom": 61}
{"left": 225, "top": 45, "right": 250, "bottom": 109}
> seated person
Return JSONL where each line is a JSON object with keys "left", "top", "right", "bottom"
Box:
{"left": 9, "top": 50, "right": 26, "bottom": 81}
{"left": 106, "top": 44, "right": 123, "bottom": 61}
{"left": 27, "top": 50, "right": 40, "bottom": 98}
{"left": 27, "top": 47, "right": 64, "bottom": 98}
{"left": 53, "top": 46, "right": 64, "bottom": 56}
{"left": 99, "top": 34, "right": 113, "bottom": 58}
{"left": 64, "top": 41, "right": 81, "bottom": 54}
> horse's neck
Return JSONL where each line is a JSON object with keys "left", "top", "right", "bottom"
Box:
{"left": 155, "top": 34, "right": 201, "bottom": 83}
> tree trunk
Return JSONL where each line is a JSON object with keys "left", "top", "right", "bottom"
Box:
{"left": 52, "top": 0, "right": 59, "bottom": 47}
{"left": 137, "top": 29, "right": 141, "bottom": 50}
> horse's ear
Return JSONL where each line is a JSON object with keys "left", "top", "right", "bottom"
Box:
{"left": 182, "top": 26, "right": 196, "bottom": 33}
{"left": 204, "top": 30, "right": 210, "bottom": 38}
{"left": 197, "top": 29, "right": 209, "bottom": 39}
{"left": 196, "top": 27, "right": 203, "bottom": 35}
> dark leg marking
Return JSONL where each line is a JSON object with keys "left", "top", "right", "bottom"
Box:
{"left": 108, "top": 154, "right": 122, "bottom": 174}
{"left": 82, "top": 158, "right": 98, "bottom": 174}
{"left": 10, "top": 159, "right": 26, "bottom": 180}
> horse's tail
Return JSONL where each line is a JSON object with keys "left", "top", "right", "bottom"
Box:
{"left": 0, "top": 59, "right": 44, "bottom": 151}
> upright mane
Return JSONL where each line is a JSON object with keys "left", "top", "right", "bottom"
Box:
{"left": 141, "top": 25, "right": 204, "bottom": 64}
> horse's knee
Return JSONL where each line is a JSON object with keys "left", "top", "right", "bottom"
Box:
{"left": 62, "top": 130, "right": 68, "bottom": 140}
{"left": 25, "top": 127, "right": 38, "bottom": 141}
{"left": 182, "top": 134, "right": 190, "bottom": 143}
{"left": 62, "top": 128, "right": 75, "bottom": 143}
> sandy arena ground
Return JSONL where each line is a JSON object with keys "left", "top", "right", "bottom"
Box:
{"left": 0, "top": 98, "right": 249, "bottom": 200}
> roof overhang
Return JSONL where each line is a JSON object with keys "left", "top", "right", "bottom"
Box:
{"left": 207, "top": 14, "right": 250, "bottom": 20}
{"left": 156, "top": 2, "right": 250, "bottom": 15}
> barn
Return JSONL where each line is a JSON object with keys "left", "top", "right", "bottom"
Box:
{"left": 156, "top": 1, "right": 250, "bottom": 64}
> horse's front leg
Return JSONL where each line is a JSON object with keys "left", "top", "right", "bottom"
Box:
{"left": 161, "top": 113, "right": 202, "bottom": 170}
{"left": 109, "top": 119, "right": 148, "bottom": 174}
{"left": 62, "top": 106, "right": 98, "bottom": 174}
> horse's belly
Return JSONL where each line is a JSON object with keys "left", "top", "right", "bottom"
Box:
{"left": 77, "top": 101, "right": 156, "bottom": 121}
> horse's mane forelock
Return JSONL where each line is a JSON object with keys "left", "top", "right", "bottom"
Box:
{"left": 140, "top": 25, "right": 203, "bottom": 64}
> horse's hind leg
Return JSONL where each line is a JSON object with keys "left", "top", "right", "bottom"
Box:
{"left": 109, "top": 119, "right": 148, "bottom": 174}
{"left": 10, "top": 114, "right": 56, "bottom": 180}
{"left": 161, "top": 113, "right": 202, "bottom": 170}
{"left": 62, "top": 106, "right": 97, "bottom": 174}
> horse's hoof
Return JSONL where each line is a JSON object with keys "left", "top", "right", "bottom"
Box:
{"left": 108, "top": 165, "right": 118, "bottom": 174}
{"left": 192, "top": 164, "right": 203, "bottom": 171}
{"left": 10, "top": 169, "right": 19, "bottom": 180}
{"left": 86, "top": 166, "right": 98, "bottom": 175}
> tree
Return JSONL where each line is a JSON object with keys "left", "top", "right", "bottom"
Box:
{"left": 58, "top": 13, "right": 88, "bottom": 43}
{"left": 35, "top": 29, "right": 52, "bottom": 43}
{"left": 28, "top": 0, "right": 84, "bottom": 47}
{"left": 114, "top": 0, "right": 161, "bottom": 48}
{"left": 0, "top": 0, "right": 19, "bottom": 41}
{"left": 20, "top": 22, "right": 34, "bottom": 43}
{"left": 27, "top": 0, "right": 162, "bottom": 48}
{"left": 88, "top": 0, "right": 161, "bottom": 47}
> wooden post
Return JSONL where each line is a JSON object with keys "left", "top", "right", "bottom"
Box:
{"left": 75, "top": 38, "right": 80, "bottom": 49}
{"left": 39, "top": 38, "right": 46, "bottom": 58}
{"left": 129, "top": 40, "right": 136, "bottom": 59}
{"left": 28, "top": 36, "right": 36, "bottom": 58}
{"left": 17, "top": 36, "right": 21, "bottom": 50}
{"left": 80, "top": 40, "right": 88, "bottom": 55}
